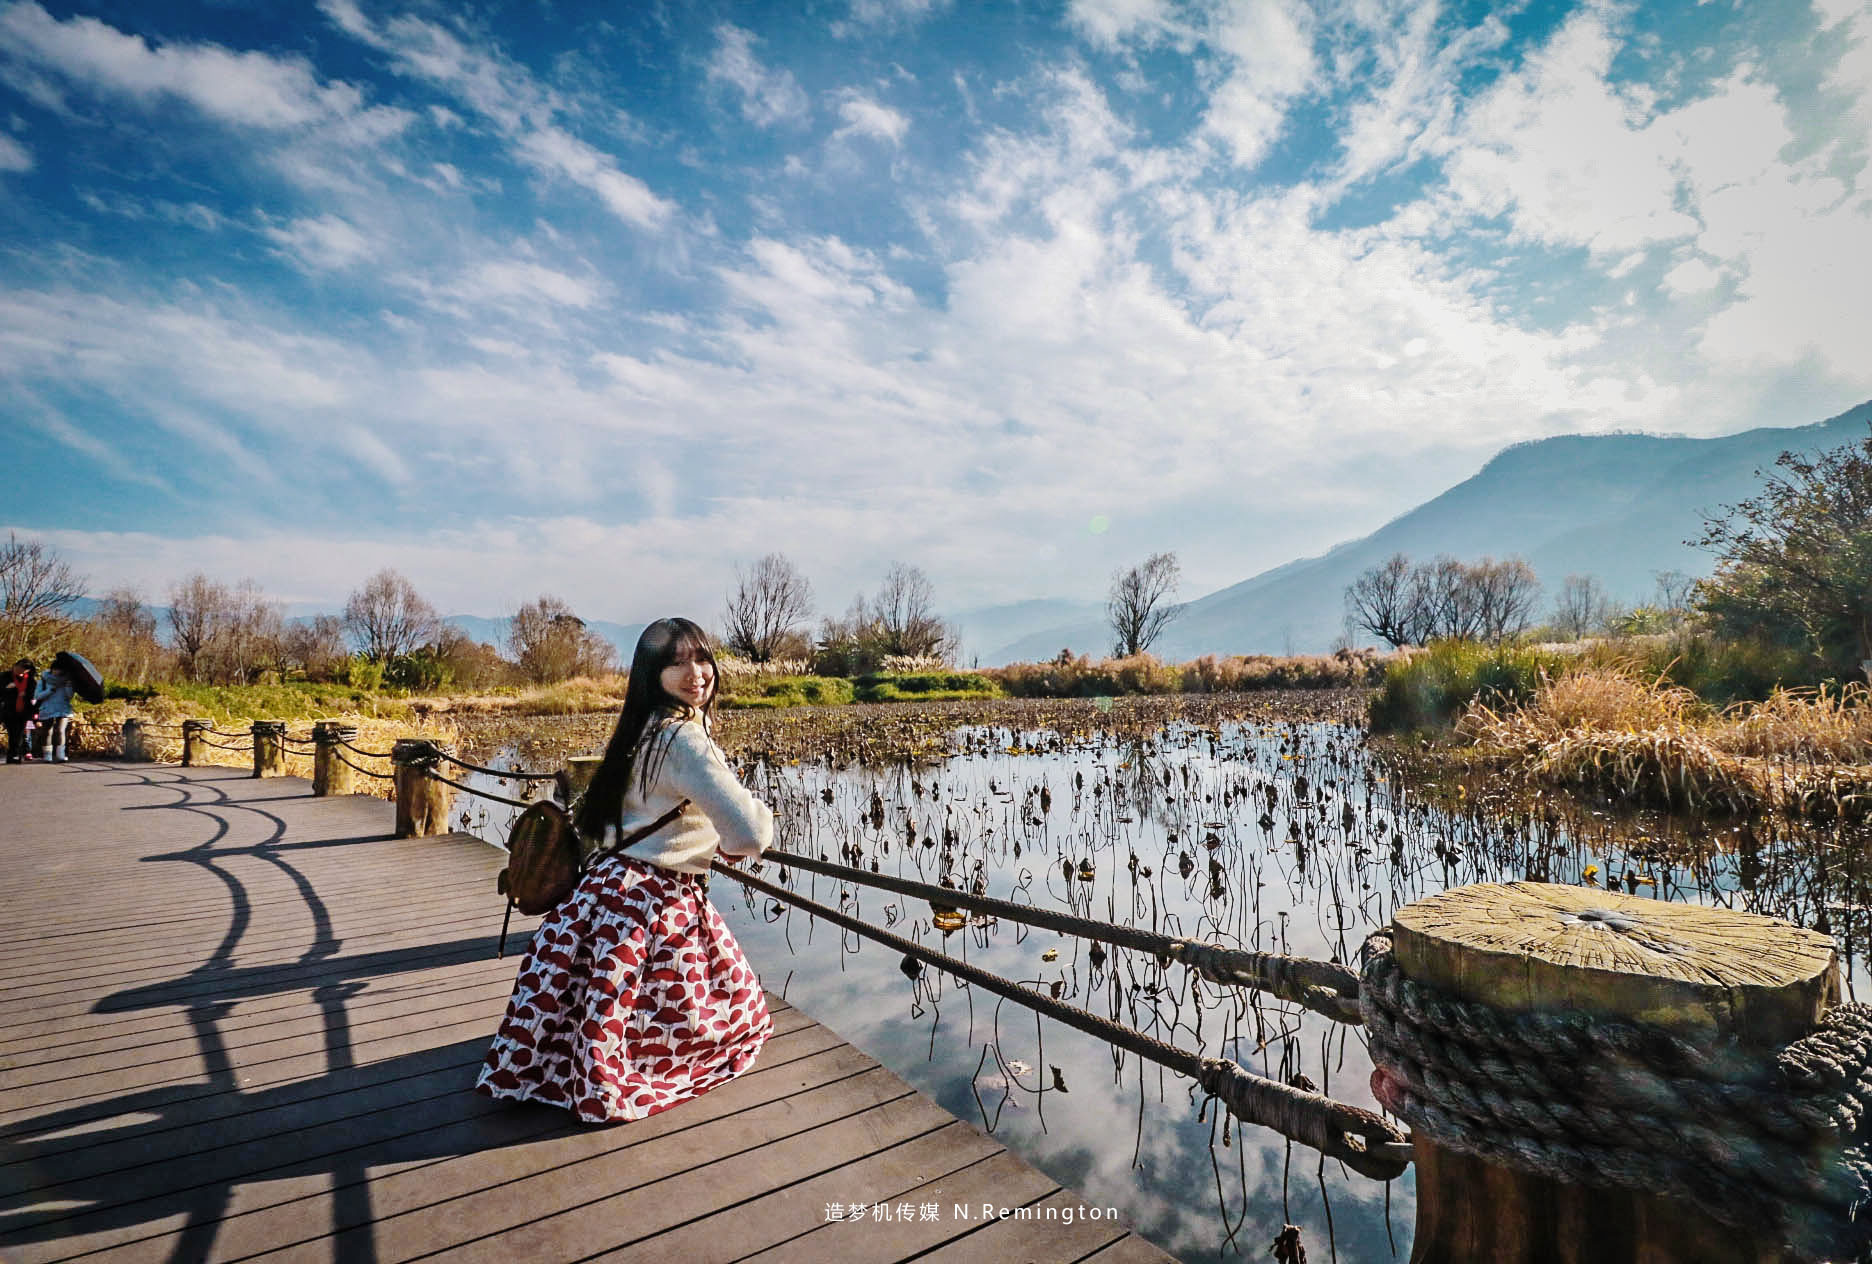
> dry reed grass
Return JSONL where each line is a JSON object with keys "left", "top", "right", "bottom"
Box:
{"left": 1461, "top": 667, "right": 1872, "bottom": 818}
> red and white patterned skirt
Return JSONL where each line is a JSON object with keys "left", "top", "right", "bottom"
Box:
{"left": 475, "top": 855, "right": 771, "bottom": 1123}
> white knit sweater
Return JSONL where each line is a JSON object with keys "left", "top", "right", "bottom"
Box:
{"left": 609, "top": 712, "right": 773, "bottom": 874}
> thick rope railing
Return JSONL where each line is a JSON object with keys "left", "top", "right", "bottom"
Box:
{"left": 336, "top": 735, "right": 396, "bottom": 760}
{"left": 760, "top": 848, "right": 1363, "bottom": 1023}
{"left": 714, "top": 855, "right": 1411, "bottom": 1180}
{"left": 1360, "top": 931, "right": 1872, "bottom": 1261}
{"left": 331, "top": 747, "right": 395, "bottom": 779}
{"left": 191, "top": 733, "right": 255, "bottom": 752}
{"left": 419, "top": 764, "right": 537, "bottom": 811}
{"left": 430, "top": 748, "right": 559, "bottom": 782}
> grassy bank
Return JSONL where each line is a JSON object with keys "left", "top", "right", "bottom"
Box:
{"left": 1454, "top": 666, "right": 1872, "bottom": 818}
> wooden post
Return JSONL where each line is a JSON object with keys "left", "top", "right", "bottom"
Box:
{"left": 181, "top": 719, "right": 206, "bottom": 767}
{"left": 122, "top": 719, "right": 149, "bottom": 762}
{"left": 1392, "top": 881, "right": 1836, "bottom": 1264}
{"left": 312, "top": 722, "right": 358, "bottom": 797}
{"left": 393, "top": 738, "right": 455, "bottom": 838}
{"left": 251, "top": 721, "right": 287, "bottom": 778}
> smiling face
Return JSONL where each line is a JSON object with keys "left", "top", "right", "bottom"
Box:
{"left": 659, "top": 648, "right": 715, "bottom": 711}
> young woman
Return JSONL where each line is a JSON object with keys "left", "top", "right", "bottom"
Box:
{"left": 33, "top": 663, "right": 72, "bottom": 763}
{"left": 476, "top": 617, "right": 774, "bottom": 1123}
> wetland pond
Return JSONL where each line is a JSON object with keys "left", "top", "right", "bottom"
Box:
{"left": 453, "top": 694, "right": 1872, "bottom": 1263}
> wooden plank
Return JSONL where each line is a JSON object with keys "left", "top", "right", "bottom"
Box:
{"left": 2, "top": 1008, "right": 819, "bottom": 1202}
{"left": 9, "top": 1028, "right": 861, "bottom": 1264}
{"left": 384, "top": 1094, "right": 963, "bottom": 1264}
{"left": 901, "top": 1189, "right": 1132, "bottom": 1263}
{"left": 628, "top": 1125, "right": 1027, "bottom": 1262}
{"left": 734, "top": 1149, "right": 1060, "bottom": 1263}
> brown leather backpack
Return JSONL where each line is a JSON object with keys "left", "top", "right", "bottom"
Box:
{"left": 495, "top": 797, "right": 688, "bottom": 956}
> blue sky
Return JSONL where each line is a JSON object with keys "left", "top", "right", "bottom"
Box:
{"left": 2, "top": 0, "right": 1869, "bottom": 628}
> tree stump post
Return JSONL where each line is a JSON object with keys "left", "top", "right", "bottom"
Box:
{"left": 393, "top": 739, "right": 454, "bottom": 838}
{"left": 251, "top": 721, "right": 287, "bottom": 778}
{"left": 122, "top": 719, "right": 149, "bottom": 762}
{"left": 312, "top": 722, "right": 358, "bottom": 797}
{"left": 181, "top": 720, "right": 206, "bottom": 767}
{"left": 1389, "top": 881, "right": 1837, "bottom": 1264}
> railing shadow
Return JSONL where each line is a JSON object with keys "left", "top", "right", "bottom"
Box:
{"left": 1, "top": 765, "right": 533, "bottom": 1264}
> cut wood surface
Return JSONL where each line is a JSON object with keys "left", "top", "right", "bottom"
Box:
{"left": 0, "top": 759, "right": 1176, "bottom": 1264}
{"left": 1393, "top": 879, "right": 1838, "bottom": 1046}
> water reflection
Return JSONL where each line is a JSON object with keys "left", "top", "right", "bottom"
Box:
{"left": 464, "top": 716, "right": 1872, "bottom": 1263}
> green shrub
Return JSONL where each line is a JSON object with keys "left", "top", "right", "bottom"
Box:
{"left": 854, "top": 672, "right": 1001, "bottom": 703}
{"left": 1593, "top": 631, "right": 1834, "bottom": 706}
{"left": 343, "top": 656, "right": 385, "bottom": 690}
{"left": 150, "top": 680, "right": 397, "bottom": 724}
{"left": 719, "top": 676, "right": 856, "bottom": 709}
{"left": 1369, "top": 640, "right": 1567, "bottom": 733}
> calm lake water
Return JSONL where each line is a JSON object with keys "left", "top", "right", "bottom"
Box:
{"left": 461, "top": 714, "right": 1872, "bottom": 1264}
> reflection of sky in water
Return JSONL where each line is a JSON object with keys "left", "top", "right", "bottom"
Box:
{"left": 464, "top": 718, "right": 1872, "bottom": 1263}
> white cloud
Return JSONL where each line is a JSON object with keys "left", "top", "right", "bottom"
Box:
{"left": 844, "top": 0, "right": 951, "bottom": 29}
{"left": 833, "top": 91, "right": 909, "bottom": 144}
{"left": 322, "top": 2, "right": 674, "bottom": 229}
{"left": 1066, "top": 0, "right": 1176, "bottom": 48}
{"left": 1200, "top": 0, "right": 1317, "bottom": 169}
{"left": 1439, "top": 11, "right": 1699, "bottom": 254}
{"left": 0, "top": 131, "right": 29, "bottom": 171}
{"left": 460, "top": 259, "right": 601, "bottom": 309}
{"left": 1662, "top": 257, "right": 1723, "bottom": 294}
{"left": 263, "top": 213, "right": 375, "bottom": 271}
{"left": 708, "top": 25, "right": 809, "bottom": 128}
{"left": 0, "top": 1, "right": 409, "bottom": 135}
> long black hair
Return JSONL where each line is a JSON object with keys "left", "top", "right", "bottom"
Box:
{"left": 572, "top": 617, "right": 718, "bottom": 840}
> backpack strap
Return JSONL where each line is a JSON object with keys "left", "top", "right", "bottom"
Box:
{"left": 584, "top": 797, "right": 691, "bottom": 871}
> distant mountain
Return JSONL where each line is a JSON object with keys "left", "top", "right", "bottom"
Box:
{"left": 951, "top": 597, "right": 1107, "bottom": 667}
{"left": 991, "top": 399, "right": 1872, "bottom": 663}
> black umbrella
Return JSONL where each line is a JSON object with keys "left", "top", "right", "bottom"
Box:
{"left": 53, "top": 650, "right": 104, "bottom": 705}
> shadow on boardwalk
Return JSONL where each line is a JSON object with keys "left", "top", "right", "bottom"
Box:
{"left": 0, "top": 761, "right": 1173, "bottom": 1264}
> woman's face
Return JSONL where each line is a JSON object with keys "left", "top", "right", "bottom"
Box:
{"left": 659, "top": 648, "right": 715, "bottom": 710}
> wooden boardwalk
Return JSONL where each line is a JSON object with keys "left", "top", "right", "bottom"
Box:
{"left": 0, "top": 759, "right": 1178, "bottom": 1264}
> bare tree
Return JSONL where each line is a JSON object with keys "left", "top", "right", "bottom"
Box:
{"left": 721, "top": 554, "right": 815, "bottom": 663}
{"left": 1108, "top": 552, "right": 1183, "bottom": 657}
{"left": 344, "top": 569, "right": 439, "bottom": 662}
{"left": 0, "top": 533, "right": 86, "bottom": 663}
{"left": 1471, "top": 557, "right": 1542, "bottom": 643}
{"left": 168, "top": 573, "right": 230, "bottom": 681}
{"left": 1345, "top": 553, "right": 1424, "bottom": 648}
{"left": 509, "top": 596, "right": 617, "bottom": 683}
{"left": 871, "top": 563, "right": 956, "bottom": 660}
{"left": 85, "top": 586, "right": 166, "bottom": 685}
{"left": 1552, "top": 574, "right": 1612, "bottom": 640}
{"left": 283, "top": 614, "right": 350, "bottom": 681}
{"left": 165, "top": 574, "right": 283, "bottom": 683}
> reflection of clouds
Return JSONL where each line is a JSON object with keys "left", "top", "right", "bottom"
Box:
{"left": 718, "top": 717, "right": 1424, "bottom": 1261}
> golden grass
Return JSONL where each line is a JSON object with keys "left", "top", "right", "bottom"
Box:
{"left": 65, "top": 705, "right": 459, "bottom": 799}
{"left": 1460, "top": 667, "right": 1872, "bottom": 818}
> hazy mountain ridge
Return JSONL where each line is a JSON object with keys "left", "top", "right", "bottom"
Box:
{"left": 990, "top": 400, "right": 1872, "bottom": 664}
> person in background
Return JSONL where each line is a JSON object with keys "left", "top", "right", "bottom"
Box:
{"left": 33, "top": 662, "right": 74, "bottom": 763}
{"left": 2, "top": 659, "right": 35, "bottom": 764}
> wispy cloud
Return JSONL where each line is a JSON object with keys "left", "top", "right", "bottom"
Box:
{"left": 320, "top": 0, "right": 674, "bottom": 229}
{"left": 0, "top": 130, "right": 29, "bottom": 171}
{"left": 708, "top": 24, "right": 810, "bottom": 127}
{"left": 0, "top": 1, "right": 408, "bottom": 135}
{"left": 833, "top": 90, "right": 909, "bottom": 144}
